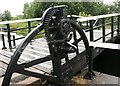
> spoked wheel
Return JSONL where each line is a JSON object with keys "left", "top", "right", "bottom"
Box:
{"left": 2, "top": 5, "right": 90, "bottom": 86}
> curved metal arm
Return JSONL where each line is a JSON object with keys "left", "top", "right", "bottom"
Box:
{"left": 2, "top": 24, "right": 44, "bottom": 86}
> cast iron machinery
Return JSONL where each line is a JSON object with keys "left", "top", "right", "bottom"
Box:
{"left": 2, "top": 5, "right": 94, "bottom": 86}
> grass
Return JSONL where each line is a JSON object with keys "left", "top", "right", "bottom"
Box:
{"left": 0, "top": 20, "right": 44, "bottom": 39}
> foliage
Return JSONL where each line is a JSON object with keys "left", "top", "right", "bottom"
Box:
{"left": 23, "top": 2, "right": 53, "bottom": 18}
{"left": 23, "top": 3, "right": 31, "bottom": 18}
{"left": 13, "top": 15, "right": 23, "bottom": 20}
{"left": 23, "top": 1, "right": 111, "bottom": 19}
{"left": 2, "top": 10, "right": 12, "bottom": 21}
{"left": 112, "top": 1, "right": 120, "bottom": 13}
{"left": 79, "top": 12, "right": 91, "bottom": 17}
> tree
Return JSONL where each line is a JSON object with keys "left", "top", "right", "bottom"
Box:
{"left": 23, "top": 2, "right": 53, "bottom": 18}
{"left": 112, "top": 0, "right": 120, "bottom": 13}
{"left": 23, "top": 3, "right": 31, "bottom": 18}
{"left": 23, "top": 1, "right": 110, "bottom": 19}
{"left": 2, "top": 10, "right": 12, "bottom": 21}
{"left": 108, "top": 5, "right": 116, "bottom": 13}
{"left": 13, "top": 15, "right": 23, "bottom": 20}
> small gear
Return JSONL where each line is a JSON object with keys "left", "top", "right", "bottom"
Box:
{"left": 60, "top": 19, "right": 72, "bottom": 38}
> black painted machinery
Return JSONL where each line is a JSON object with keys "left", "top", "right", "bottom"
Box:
{"left": 2, "top": 5, "right": 95, "bottom": 86}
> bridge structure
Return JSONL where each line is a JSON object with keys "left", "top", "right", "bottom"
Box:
{"left": 0, "top": 5, "right": 120, "bottom": 85}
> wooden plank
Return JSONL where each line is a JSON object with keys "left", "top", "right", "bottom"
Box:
{"left": 0, "top": 61, "right": 8, "bottom": 70}
{"left": 0, "top": 54, "right": 10, "bottom": 64}
{"left": 43, "top": 61, "right": 52, "bottom": 66}
{"left": 0, "top": 77, "right": 4, "bottom": 85}
{"left": 10, "top": 67, "right": 45, "bottom": 84}
{"left": 12, "top": 67, "right": 47, "bottom": 85}
{"left": 27, "top": 44, "right": 49, "bottom": 53}
{"left": 16, "top": 77, "right": 41, "bottom": 86}
{"left": 0, "top": 50, "right": 24, "bottom": 63}
{"left": 31, "top": 41, "right": 48, "bottom": 48}
{"left": 0, "top": 67, "right": 5, "bottom": 77}
{"left": 0, "top": 51, "right": 51, "bottom": 74}
{"left": 0, "top": 51, "right": 51, "bottom": 85}
{"left": 0, "top": 49, "right": 52, "bottom": 74}
{"left": 33, "top": 65, "right": 51, "bottom": 74}
{"left": 89, "top": 41, "right": 120, "bottom": 50}
{"left": 21, "top": 51, "right": 49, "bottom": 61}
{"left": 24, "top": 48, "right": 49, "bottom": 57}
{"left": 11, "top": 75, "right": 29, "bottom": 83}
{"left": 0, "top": 49, "right": 14, "bottom": 57}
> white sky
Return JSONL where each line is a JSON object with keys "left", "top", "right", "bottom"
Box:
{"left": 103, "top": 0, "right": 117, "bottom": 4}
{"left": 0, "top": 0, "right": 117, "bottom": 17}
{"left": 0, "top": 0, "right": 33, "bottom": 17}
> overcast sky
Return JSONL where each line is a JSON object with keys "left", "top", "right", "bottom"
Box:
{"left": 0, "top": 0, "right": 33, "bottom": 17}
{"left": 0, "top": 0, "right": 117, "bottom": 17}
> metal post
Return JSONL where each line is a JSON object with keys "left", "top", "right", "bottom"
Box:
{"left": 84, "top": 20, "right": 95, "bottom": 80}
{"left": 86, "top": 21, "right": 89, "bottom": 28}
{"left": 89, "top": 20, "right": 94, "bottom": 72}
{"left": 13, "top": 35, "right": 16, "bottom": 47}
{"left": 90, "top": 20, "right": 94, "bottom": 41}
{"left": 117, "top": 15, "right": 120, "bottom": 34}
{"left": 52, "top": 53, "right": 61, "bottom": 85}
{"left": 6, "top": 24, "right": 12, "bottom": 50}
{"left": 102, "top": 18, "right": 105, "bottom": 42}
{"left": 2, "top": 34, "right": 7, "bottom": 49}
{"left": 28, "top": 21, "right": 31, "bottom": 33}
{"left": 49, "top": 43, "right": 62, "bottom": 85}
{"left": 111, "top": 16, "right": 114, "bottom": 38}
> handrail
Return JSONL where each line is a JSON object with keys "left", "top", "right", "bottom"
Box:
{"left": 0, "top": 13, "right": 120, "bottom": 50}
{"left": 0, "top": 18, "right": 42, "bottom": 25}
{"left": 77, "top": 13, "right": 120, "bottom": 22}
{"left": 0, "top": 18, "right": 42, "bottom": 50}
{"left": 0, "top": 13, "right": 119, "bottom": 25}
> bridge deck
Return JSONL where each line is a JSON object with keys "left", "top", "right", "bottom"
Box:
{"left": 0, "top": 37, "right": 84, "bottom": 85}
{"left": 0, "top": 29, "right": 119, "bottom": 85}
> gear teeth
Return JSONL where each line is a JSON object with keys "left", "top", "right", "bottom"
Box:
{"left": 44, "top": 13, "right": 52, "bottom": 42}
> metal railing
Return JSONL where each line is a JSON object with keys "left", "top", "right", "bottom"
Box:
{"left": 0, "top": 18, "right": 42, "bottom": 50}
{"left": 77, "top": 13, "right": 120, "bottom": 77}
{"left": 0, "top": 13, "right": 120, "bottom": 51}
{"left": 77, "top": 13, "right": 120, "bottom": 43}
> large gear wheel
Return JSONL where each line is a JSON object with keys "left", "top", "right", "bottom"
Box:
{"left": 43, "top": 6, "right": 89, "bottom": 55}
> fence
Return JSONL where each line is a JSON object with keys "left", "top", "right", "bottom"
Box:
{"left": 0, "top": 13, "right": 120, "bottom": 52}
{"left": 0, "top": 18, "right": 42, "bottom": 50}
